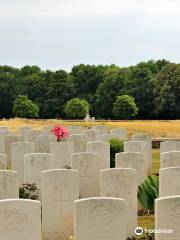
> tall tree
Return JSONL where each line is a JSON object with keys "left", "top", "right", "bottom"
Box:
{"left": 154, "top": 63, "right": 180, "bottom": 119}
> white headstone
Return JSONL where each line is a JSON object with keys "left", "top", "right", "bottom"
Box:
{"left": 4, "top": 135, "right": 24, "bottom": 166}
{"left": 115, "top": 152, "right": 146, "bottom": 184}
{"left": 159, "top": 167, "right": 180, "bottom": 197}
{"left": 75, "top": 197, "right": 127, "bottom": 240}
{"left": 68, "top": 134, "right": 87, "bottom": 153}
{"left": 42, "top": 169, "right": 79, "bottom": 240}
{"left": 72, "top": 152, "right": 101, "bottom": 198}
{"left": 26, "top": 129, "right": 44, "bottom": 143}
{"left": 124, "top": 141, "right": 148, "bottom": 174}
{"left": 87, "top": 141, "right": 110, "bottom": 169}
{"left": 0, "top": 199, "right": 41, "bottom": 240}
{"left": 0, "top": 170, "right": 19, "bottom": 199}
{"left": 50, "top": 142, "right": 74, "bottom": 168}
{"left": 11, "top": 142, "right": 35, "bottom": 185}
{"left": 155, "top": 196, "right": 180, "bottom": 239}
{"left": 92, "top": 125, "right": 108, "bottom": 135}
{"left": 18, "top": 127, "right": 32, "bottom": 140}
{"left": 100, "top": 168, "right": 137, "bottom": 237}
{"left": 161, "top": 151, "right": 180, "bottom": 168}
{"left": 68, "top": 126, "right": 83, "bottom": 135}
{"left": 0, "top": 154, "right": 7, "bottom": 169}
{"left": 132, "top": 134, "right": 152, "bottom": 173}
{"left": 35, "top": 135, "right": 56, "bottom": 153}
{"left": 110, "top": 128, "right": 128, "bottom": 140}
{"left": 82, "top": 129, "right": 97, "bottom": 142}
{"left": 24, "top": 153, "right": 53, "bottom": 199}
{"left": 160, "top": 141, "right": 180, "bottom": 153}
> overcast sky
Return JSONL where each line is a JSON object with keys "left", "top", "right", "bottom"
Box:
{"left": 0, "top": 0, "right": 180, "bottom": 71}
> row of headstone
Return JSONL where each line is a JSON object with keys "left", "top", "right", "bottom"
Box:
{"left": 0, "top": 168, "right": 137, "bottom": 239}
{"left": 2, "top": 195, "right": 180, "bottom": 240}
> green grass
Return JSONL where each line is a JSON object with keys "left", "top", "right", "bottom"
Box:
{"left": 152, "top": 148, "right": 160, "bottom": 175}
{"left": 138, "top": 148, "right": 160, "bottom": 229}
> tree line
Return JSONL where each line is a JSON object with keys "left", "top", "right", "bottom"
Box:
{"left": 0, "top": 59, "right": 179, "bottom": 119}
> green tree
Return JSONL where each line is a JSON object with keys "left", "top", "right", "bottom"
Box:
{"left": 95, "top": 67, "right": 128, "bottom": 119}
{"left": 13, "top": 95, "right": 39, "bottom": 118}
{"left": 45, "top": 70, "right": 75, "bottom": 118}
{"left": 71, "top": 64, "right": 108, "bottom": 116}
{"left": 64, "top": 98, "right": 89, "bottom": 119}
{"left": 154, "top": 63, "right": 180, "bottom": 119}
{"left": 0, "top": 71, "right": 18, "bottom": 118}
{"left": 126, "top": 60, "right": 168, "bottom": 119}
{"left": 113, "top": 95, "right": 138, "bottom": 119}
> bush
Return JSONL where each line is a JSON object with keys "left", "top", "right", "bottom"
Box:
{"left": 64, "top": 98, "right": 89, "bottom": 119}
{"left": 108, "top": 138, "right": 124, "bottom": 168}
{"left": 13, "top": 95, "right": 39, "bottom": 118}
{"left": 19, "top": 183, "right": 38, "bottom": 200}
{"left": 138, "top": 175, "right": 159, "bottom": 213}
{"left": 113, "top": 95, "right": 138, "bottom": 119}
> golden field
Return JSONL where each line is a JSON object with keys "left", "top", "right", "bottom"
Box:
{"left": 1, "top": 118, "right": 180, "bottom": 137}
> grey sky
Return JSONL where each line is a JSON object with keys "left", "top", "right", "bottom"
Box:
{"left": 0, "top": 0, "right": 180, "bottom": 71}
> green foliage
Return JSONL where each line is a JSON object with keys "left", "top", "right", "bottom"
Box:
{"left": 96, "top": 67, "right": 128, "bottom": 118}
{"left": 19, "top": 183, "right": 38, "bottom": 200}
{"left": 109, "top": 138, "right": 124, "bottom": 167}
{"left": 154, "top": 63, "right": 180, "bottom": 119}
{"left": 138, "top": 175, "right": 159, "bottom": 212}
{"left": 13, "top": 95, "right": 39, "bottom": 118}
{"left": 113, "top": 95, "right": 138, "bottom": 119}
{"left": 0, "top": 59, "right": 177, "bottom": 120}
{"left": 127, "top": 232, "right": 155, "bottom": 240}
{"left": 64, "top": 98, "right": 89, "bottom": 119}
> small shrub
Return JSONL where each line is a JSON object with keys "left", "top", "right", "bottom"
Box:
{"left": 113, "top": 95, "right": 138, "bottom": 119}
{"left": 13, "top": 95, "right": 39, "bottom": 118}
{"left": 64, "top": 98, "right": 89, "bottom": 119}
{"left": 19, "top": 183, "right": 38, "bottom": 200}
{"left": 108, "top": 138, "right": 124, "bottom": 168}
{"left": 138, "top": 175, "right": 159, "bottom": 213}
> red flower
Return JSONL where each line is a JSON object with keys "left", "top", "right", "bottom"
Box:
{"left": 51, "top": 125, "right": 69, "bottom": 141}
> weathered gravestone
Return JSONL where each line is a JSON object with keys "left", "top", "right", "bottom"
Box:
{"left": 160, "top": 151, "right": 180, "bottom": 168}
{"left": 26, "top": 129, "right": 44, "bottom": 143}
{"left": 42, "top": 169, "right": 79, "bottom": 240}
{"left": 24, "top": 153, "right": 53, "bottom": 199}
{"left": 74, "top": 197, "right": 127, "bottom": 240}
{"left": 0, "top": 170, "right": 19, "bottom": 199}
{"left": 160, "top": 141, "right": 180, "bottom": 153}
{"left": 159, "top": 167, "right": 180, "bottom": 197}
{"left": 110, "top": 128, "right": 128, "bottom": 140}
{"left": 132, "top": 134, "right": 152, "bottom": 173}
{"left": 100, "top": 168, "right": 137, "bottom": 238}
{"left": 115, "top": 152, "right": 146, "bottom": 184}
{"left": 11, "top": 142, "right": 35, "bottom": 185}
{"left": 155, "top": 196, "right": 180, "bottom": 240}
{"left": 18, "top": 127, "right": 32, "bottom": 140}
{"left": 67, "top": 125, "right": 83, "bottom": 135}
{"left": 4, "top": 135, "right": 24, "bottom": 166}
{"left": 0, "top": 154, "right": 7, "bottom": 169}
{"left": 124, "top": 141, "right": 148, "bottom": 174}
{"left": 68, "top": 134, "right": 87, "bottom": 153}
{"left": 50, "top": 142, "right": 74, "bottom": 168}
{"left": 87, "top": 141, "right": 110, "bottom": 169}
{"left": 82, "top": 129, "right": 97, "bottom": 142}
{"left": 35, "top": 135, "right": 56, "bottom": 153}
{"left": 0, "top": 199, "right": 41, "bottom": 240}
{"left": 92, "top": 125, "right": 108, "bottom": 135}
{"left": 72, "top": 152, "right": 101, "bottom": 198}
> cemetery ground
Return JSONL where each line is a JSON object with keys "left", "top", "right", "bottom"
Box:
{"left": 0, "top": 118, "right": 163, "bottom": 231}
{"left": 1, "top": 118, "right": 180, "bottom": 137}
